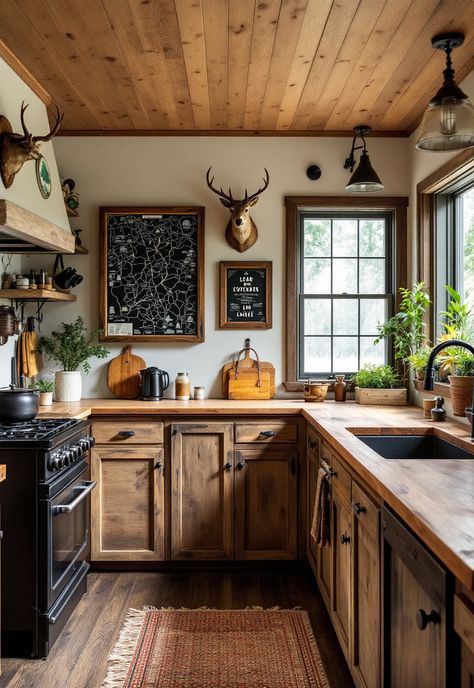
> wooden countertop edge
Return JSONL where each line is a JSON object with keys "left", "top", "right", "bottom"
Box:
{"left": 39, "top": 398, "right": 474, "bottom": 589}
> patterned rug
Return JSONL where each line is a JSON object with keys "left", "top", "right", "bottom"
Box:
{"left": 102, "top": 607, "right": 331, "bottom": 688}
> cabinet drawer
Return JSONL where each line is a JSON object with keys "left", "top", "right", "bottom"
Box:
{"left": 92, "top": 421, "right": 164, "bottom": 444}
{"left": 455, "top": 594, "right": 474, "bottom": 656}
{"left": 235, "top": 422, "right": 297, "bottom": 444}
{"left": 351, "top": 480, "right": 379, "bottom": 541}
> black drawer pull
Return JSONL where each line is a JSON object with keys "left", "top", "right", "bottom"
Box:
{"left": 118, "top": 430, "right": 135, "bottom": 439}
{"left": 352, "top": 502, "right": 367, "bottom": 516}
{"left": 416, "top": 609, "right": 440, "bottom": 630}
{"left": 154, "top": 461, "right": 162, "bottom": 470}
{"left": 224, "top": 462, "right": 232, "bottom": 471}
{"left": 340, "top": 533, "right": 351, "bottom": 545}
{"left": 259, "top": 431, "right": 276, "bottom": 438}
{"left": 308, "top": 439, "right": 317, "bottom": 449}
{"left": 237, "top": 461, "right": 245, "bottom": 470}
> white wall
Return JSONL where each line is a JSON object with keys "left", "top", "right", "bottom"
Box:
{"left": 0, "top": 56, "right": 70, "bottom": 387}
{"left": 42, "top": 135, "right": 410, "bottom": 398}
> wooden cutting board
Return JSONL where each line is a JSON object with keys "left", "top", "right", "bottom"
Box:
{"left": 222, "top": 347, "right": 275, "bottom": 398}
{"left": 107, "top": 346, "right": 146, "bottom": 399}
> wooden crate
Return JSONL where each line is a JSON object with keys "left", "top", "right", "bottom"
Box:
{"left": 355, "top": 387, "right": 407, "bottom": 406}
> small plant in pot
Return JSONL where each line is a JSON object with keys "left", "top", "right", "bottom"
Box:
{"left": 29, "top": 379, "right": 54, "bottom": 406}
{"left": 352, "top": 364, "right": 406, "bottom": 405}
{"left": 38, "top": 317, "right": 109, "bottom": 402}
{"left": 407, "top": 346, "right": 433, "bottom": 381}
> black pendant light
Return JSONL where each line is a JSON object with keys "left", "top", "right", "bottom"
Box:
{"left": 416, "top": 33, "right": 474, "bottom": 152}
{"left": 344, "top": 125, "right": 384, "bottom": 193}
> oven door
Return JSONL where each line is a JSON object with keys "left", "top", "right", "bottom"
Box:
{"left": 42, "top": 466, "right": 95, "bottom": 611}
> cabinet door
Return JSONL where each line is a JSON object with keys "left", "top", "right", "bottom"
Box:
{"left": 307, "top": 442, "right": 332, "bottom": 605}
{"left": 331, "top": 489, "right": 352, "bottom": 660}
{"left": 383, "top": 508, "right": 447, "bottom": 688}
{"left": 351, "top": 483, "right": 381, "bottom": 688}
{"left": 235, "top": 449, "right": 297, "bottom": 560}
{"left": 91, "top": 447, "right": 165, "bottom": 561}
{"left": 171, "top": 422, "right": 234, "bottom": 560}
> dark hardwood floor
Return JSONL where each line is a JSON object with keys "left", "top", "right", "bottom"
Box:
{"left": 0, "top": 566, "right": 354, "bottom": 688}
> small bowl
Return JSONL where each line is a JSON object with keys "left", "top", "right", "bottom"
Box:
{"left": 304, "top": 382, "right": 329, "bottom": 403}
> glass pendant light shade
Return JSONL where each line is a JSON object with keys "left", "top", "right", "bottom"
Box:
{"left": 416, "top": 32, "right": 474, "bottom": 152}
{"left": 416, "top": 97, "right": 474, "bottom": 151}
{"left": 345, "top": 151, "right": 384, "bottom": 192}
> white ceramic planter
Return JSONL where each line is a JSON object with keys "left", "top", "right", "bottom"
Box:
{"left": 39, "top": 391, "right": 53, "bottom": 406}
{"left": 55, "top": 371, "right": 82, "bottom": 402}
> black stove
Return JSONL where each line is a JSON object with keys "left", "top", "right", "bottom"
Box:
{"left": 0, "top": 417, "right": 95, "bottom": 658}
{"left": 0, "top": 418, "right": 79, "bottom": 442}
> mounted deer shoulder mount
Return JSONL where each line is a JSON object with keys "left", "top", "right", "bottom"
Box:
{"left": 206, "top": 167, "right": 270, "bottom": 252}
{"left": 0, "top": 102, "right": 63, "bottom": 189}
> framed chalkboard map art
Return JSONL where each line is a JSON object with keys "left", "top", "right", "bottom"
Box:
{"left": 219, "top": 261, "right": 272, "bottom": 329}
{"left": 99, "top": 206, "right": 205, "bottom": 342}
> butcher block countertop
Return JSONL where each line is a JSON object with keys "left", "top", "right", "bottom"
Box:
{"left": 39, "top": 399, "right": 474, "bottom": 588}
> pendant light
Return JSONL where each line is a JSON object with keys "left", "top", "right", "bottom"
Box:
{"left": 416, "top": 33, "right": 474, "bottom": 152}
{"left": 344, "top": 125, "right": 384, "bottom": 192}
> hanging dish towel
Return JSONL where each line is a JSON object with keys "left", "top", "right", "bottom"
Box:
{"left": 311, "top": 467, "right": 330, "bottom": 546}
{"left": 25, "top": 331, "right": 40, "bottom": 378}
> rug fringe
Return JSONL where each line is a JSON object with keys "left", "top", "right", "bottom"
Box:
{"left": 101, "top": 608, "right": 148, "bottom": 688}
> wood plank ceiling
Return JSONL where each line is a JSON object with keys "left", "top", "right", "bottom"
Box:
{"left": 0, "top": 0, "right": 473, "bottom": 135}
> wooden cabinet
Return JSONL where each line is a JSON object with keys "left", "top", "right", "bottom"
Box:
{"left": 331, "top": 488, "right": 352, "bottom": 660}
{"left": 91, "top": 447, "right": 165, "bottom": 561}
{"left": 170, "top": 422, "right": 234, "bottom": 560}
{"left": 455, "top": 591, "right": 474, "bottom": 688}
{"left": 351, "top": 482, "right": 380, "bottom": 688}
{"left": 382, "top": 507, "right": 449, "bottom": 688}
{"left": 235, "top": 449, "right": 297, "bottom": 560}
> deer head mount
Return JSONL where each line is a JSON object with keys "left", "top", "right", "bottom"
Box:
{"left": 206, "top": 167, "right": 270, "bottom": 252}
{"left": 0, "top": 102, "right": 63, "bottom": 189}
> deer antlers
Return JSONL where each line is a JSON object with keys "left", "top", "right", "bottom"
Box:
{"left": 206, "top": 167, "right": 270, "bottom": 206}
{"left": 20, "top": 101, "right": 64, "bottom": 142}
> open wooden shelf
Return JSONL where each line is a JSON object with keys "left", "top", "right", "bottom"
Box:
{"left": 0, "top": 289, "right": 76, "bottom": 302}
{"left": 74, "top": 244, "right": 88, "bottom": 254}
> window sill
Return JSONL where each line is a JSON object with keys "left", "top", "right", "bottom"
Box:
{"left": 283, "top": 380, "right": 355, "bottom": 393}
{"left": 414, "top": 379, "right": 451, "bottom": 398}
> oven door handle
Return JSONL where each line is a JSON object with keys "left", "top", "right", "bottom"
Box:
{"left": 52, "top": 480, "right": 96, "bottom": 514}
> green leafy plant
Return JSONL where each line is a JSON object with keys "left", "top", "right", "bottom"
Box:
{"left": 374, "top": 282, "right": 430, "bottom": 387}
{"left": 351, "top": 364, "right": 400, "bottom": 389}
{"left": 436, "top": 286, "right": 474, "bottom": 376}
{"left": 454, "top": 351, "right": 474, "bottom": 376}
{"left": 407, "top": 346, "right": 433, "bottom": 377}
{"left": 38, "top": 317, "right": 109, "bottom": 373}
{"left": 29, "top": 379, "right": 54, "bottom": 393}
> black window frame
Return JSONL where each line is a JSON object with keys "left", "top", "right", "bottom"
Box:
{"left": 297, "top": 210, "right": 395, "bottom": 379}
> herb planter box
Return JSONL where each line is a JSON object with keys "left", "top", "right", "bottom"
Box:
{"left": 355, "top": 387, "right": 407, "bottom": 406}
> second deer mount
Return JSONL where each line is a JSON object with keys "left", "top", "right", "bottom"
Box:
{"left": 206, "top": 167, "right": 270, "bottom": 253}
{"left": 0, "top": 101, "right": 63, "bottom": 189}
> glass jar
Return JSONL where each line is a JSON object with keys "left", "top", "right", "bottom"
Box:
{"left": 194, "top": 386, "right": 205, "bottom": 400}
{"left": 175, "top": 372, "right": 190, "bottom": 401}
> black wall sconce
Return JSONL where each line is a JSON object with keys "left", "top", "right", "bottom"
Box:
{"left": 306, "top": 164, "right": 321, "bottom": 181}
{"left": 416, "top": 32, "right": 474, "bottom": 151}
{"left": 344, "top": 125, "right": 384, "bottom": 193}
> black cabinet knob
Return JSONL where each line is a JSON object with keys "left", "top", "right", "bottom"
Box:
{"left": 340, "top": 533, "right": 351, "bottom": 545}
{"left": 224, "top": 462, "right": 232, "bottom": 471}
{"left": 118, "top": 430, "right": 135, "bottom": 439}
{"left": 154, "top": 461, "right": 162, "bottom": 470}
{"left": 416, "top": 609, "right": 440, "bottom": 630}
{"left": 308, "top": 440, "right": 317, "bottom": 449}
{"left": 237, "top": 461, "right": 245, "bottom": 470}
{"left": 352, "top": 502, "right": 367, "bottom": 515}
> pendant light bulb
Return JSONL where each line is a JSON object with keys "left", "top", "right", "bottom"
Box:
{"left": 416, "top": 33, "right": 474, "bottom": 152}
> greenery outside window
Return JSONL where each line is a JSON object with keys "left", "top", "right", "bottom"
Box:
{"left": 299, "top": 212, "right": 393, "bottom": 378}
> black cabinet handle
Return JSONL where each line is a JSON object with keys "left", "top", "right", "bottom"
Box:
{"left": 259, "top": 431, "right": 276, "bottom": 438}
{"left": 118, "top": 430, "right": 135, "bottom": 439}
{"left": 416, "top": 609, "right": 440, "bottom": 630}
{"left": 154, "top": 461, "right": 162, "bottom": 470}
{"left": 224, "top": 462, "right": 232, "bottom": 471}
{"left": 237, "top": 461, "right": 245, "bottom": 470}
{"left": 308, "top": 439, "right": 317, "bottom": 449}
{"left": 352, "top": 502, "right": 367, "bottom": 516}
{"left": 340, "top": 533, "right": 351, "bottom": 545}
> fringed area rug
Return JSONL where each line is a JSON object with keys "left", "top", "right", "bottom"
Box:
{"left": 102, "top": 607, "right": 331, "bottom": 688}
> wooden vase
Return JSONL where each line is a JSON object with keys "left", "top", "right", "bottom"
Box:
{"left": 448, "top": 375, "right": 474, "bottom": 416}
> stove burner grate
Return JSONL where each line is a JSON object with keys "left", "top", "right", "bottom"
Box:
{"left": 0, "top": 418, "right": 78, "bottom": 440}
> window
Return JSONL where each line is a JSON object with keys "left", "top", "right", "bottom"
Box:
{"left": 299, "top": 213, "right": 392, "bottom": 377}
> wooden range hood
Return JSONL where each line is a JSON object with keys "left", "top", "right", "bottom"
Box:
{"left": 0, "top": 199, "right": 75, "bottom": 254}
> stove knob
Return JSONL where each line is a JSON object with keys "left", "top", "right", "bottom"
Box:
{"left": 89, "top": 436, "right": 96, "bottom": 448}
{"left": 53, "top": 455, "right": 64, "bottom": 470}
{"left": 47, "top": 454, "right": 56, "bottom": 471}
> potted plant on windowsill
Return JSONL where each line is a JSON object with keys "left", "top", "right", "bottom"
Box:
{"left": 352, "top": 364, "right": 406, "bottom": 405}
{"left": 407, "top": 346, "right": 433, "bottom": 381}
{"left": 38, "top": 317, "right": 109, "bottom": 402}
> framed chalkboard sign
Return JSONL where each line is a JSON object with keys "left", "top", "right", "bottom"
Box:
{"left": 100, "top": 206, "right": 204, "bottom": 342}
{"left": 219, "top": 261, "right": 272, "bottom": 329}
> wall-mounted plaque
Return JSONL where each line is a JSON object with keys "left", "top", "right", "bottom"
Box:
{"left": 219, "top": 261, "right": 272, "bottom": 329}
{"left": 100, "top": 206, "right": 204, "bottom": 342}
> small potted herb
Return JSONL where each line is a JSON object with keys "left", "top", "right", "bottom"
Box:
{"left": 38, "top": 317, "right": 109, "bottom": 402}
{"left": 352, "top": 364, "right": 406, "bottom": 405}
{"left": 407, "top": 346, "right": 433, "bottom": 381}
{"left": 30, "top": 379, "right": 54, "bottom": 406}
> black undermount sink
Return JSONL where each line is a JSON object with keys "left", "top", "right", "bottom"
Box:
{"left": 354, "top": 434, "right": 474, "bottom": 460}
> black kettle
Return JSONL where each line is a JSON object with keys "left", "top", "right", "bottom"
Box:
{"left": 140, "top": 366, "right": 170, "bottom": 401}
